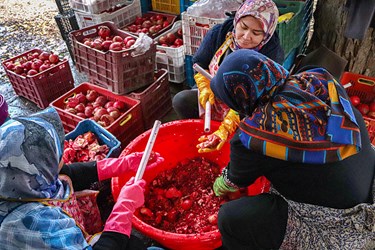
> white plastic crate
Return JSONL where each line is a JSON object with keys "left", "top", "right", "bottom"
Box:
{"left": 75, "top": 0, "right": 141, "bottom": 28}
{"left": 154, "top": 21, "right": 185, "bottom": 83}
{"left": 69, "top": 0, "right": 131, "bottom": 14}
{"left": 181, "top": 12, "right": 226, "bottom": 56}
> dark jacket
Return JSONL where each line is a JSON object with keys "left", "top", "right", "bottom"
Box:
{"left": 193, "top": 17, "right": 285, "bottom": 69}
{"left": 227, "top": 107, "right": 375, "bottom": 209}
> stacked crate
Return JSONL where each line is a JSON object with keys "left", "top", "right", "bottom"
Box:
{"left": 54, "top": 0, "right": 80, "bottom": 62}
{"left": 71, "top": 0, "right": 142, "bottom": 29}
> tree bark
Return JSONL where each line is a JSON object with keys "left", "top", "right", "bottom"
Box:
{"left": 309, "top": 0, "right": 375, "bottom": 76}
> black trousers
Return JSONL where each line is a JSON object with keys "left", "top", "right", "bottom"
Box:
{"left": 218, "top": 193, "right": 288, "bottom": 250}
{"left": 172, "top": 89, "right": 199, "bottom": 119}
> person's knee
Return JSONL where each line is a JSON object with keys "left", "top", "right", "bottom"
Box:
{"left": 172, "top": 90, "right": 189, "bottom": 111}
{"left": 172, "top": 89, "right": 198, "bottom": 119}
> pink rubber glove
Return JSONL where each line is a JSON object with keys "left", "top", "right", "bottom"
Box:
{"left": 103, "top": 177, "right": 146, "bottom": 236}
{"left": 97, "top": 152, "right": 164, "bottom": 181}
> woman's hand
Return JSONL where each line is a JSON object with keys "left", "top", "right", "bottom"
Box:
{"left": 196, "top": 133, "right": 224, "bottom": 153}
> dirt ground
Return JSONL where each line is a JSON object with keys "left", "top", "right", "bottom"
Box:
{"left": 0, "top": 0, "right": 89, "bottom": 116}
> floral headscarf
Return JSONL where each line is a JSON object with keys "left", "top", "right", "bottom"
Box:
{"left": 232, "top": 0, "right": 279, "bottom": 51}
{"left": 0, "top": 107, "right": 65, "bottom": 200}
{"left": 211, "top": 50, "right": 361, "bottom": 164}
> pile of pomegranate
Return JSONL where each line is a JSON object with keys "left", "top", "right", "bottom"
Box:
{"left": 123, "top": 14, "right": 171, "bottom": 37}
{"left": 4, "top": 50, "right": 61, "bottom": 77}
{"left": 63, "top": 131, "right": 109, "bottom": 163}
{"left": 81, "top": 25, "right": 136, "bottom": 52}
{"left": 136, "top": 157, "right": 230, "bottom": 234}
{"left": 157, "top": 27, "right": 183, "bottom": 48}
{"left": 63, "top": 89, "right": 127, "bottom": 127}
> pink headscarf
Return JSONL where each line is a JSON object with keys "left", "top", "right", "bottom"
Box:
{"left": 233, "top": 0, "right": 279, "bottom": 50}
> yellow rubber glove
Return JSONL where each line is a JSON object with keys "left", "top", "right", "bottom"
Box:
{"left": 278, "top": 12, "right": 294, "bottom": 23}
{"left": 197, "top": 109, "right": 240, "bottom": 153}
{"left": 194, "top": 72, "right": 215, "bottom": 107}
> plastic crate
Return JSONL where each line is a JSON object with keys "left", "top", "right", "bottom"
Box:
{"left": 54, "top": 10, "right": 80, "bottom": 63}
{"left": 185, "top": 55, "right": 195, "bottom": 88}
{"left": 55, "top": 0, "right": 72, "bottom": 14}
{"left": 154, "top": 21, "right": 185, "bottom": 83}
{"left": 66, "top": 119, "right": 121, "bottom": 158}
{"left": 151, "top": 0, "right": 180, "bottom": 15}
{"left": 275, "top": 0, "right": 305, "bottom": 58}
{"left": 75, "top": 0, "right": 141, "bottom": 29}
{"left": 69, "top": 0, "right": 131, "bottom": 14}
{"left": 128, "top": 69, "right": 171, "bottom": 129}
{"left": 2, "top": 49, "right": 75, "bottom": 109}
{"left": 180, "top": 0, "right": 195, "bottom": 12}
{"left": 340, "top": 72, "right": 375, "bottom": 144}
{"left": 71, "top": 21, "right": 156, "bottom": 94}
{"left": 181, "top": 11, "right": 226, "bottom": 56}
{"left": 121, "top": 11, "right": 177, "bottom": 39}
{"left": 50, "top": 82, "right": 144, "bottom": 146}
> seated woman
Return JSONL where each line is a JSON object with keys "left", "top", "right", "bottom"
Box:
{"left": 206, "top": 50, "right": 375, "bottom": 249}
{"left": 173, "top": 0, "right": 284, "bottom": 154}
{"left": 0, "top": 107, "right": 164, "bottom": 249}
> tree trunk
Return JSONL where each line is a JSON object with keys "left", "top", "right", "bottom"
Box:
{"left": 309, "top": 0, "right": 375, "bottom": 76}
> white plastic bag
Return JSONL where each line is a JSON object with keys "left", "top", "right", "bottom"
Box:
{"left": 186, "top": 0, "right": 242, "bottom": 18}
{"left": 131, "top": 32, "right": 153, "bottom": 56}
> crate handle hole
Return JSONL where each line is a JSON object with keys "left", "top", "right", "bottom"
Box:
{"left": 120, "top": 114, "right": 132, "bottom": 126}
{"left": 358, "top": 78, "right": 374, "bottom": 86}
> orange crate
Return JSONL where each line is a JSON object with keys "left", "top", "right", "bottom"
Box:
{"left": 71, "top": 21, "right": 156, "bottom": 95}
{"left": 340, "top": 72, "right": 375, "bottom": 144}
{"left": 50, "top": 82, "right": 144, "bottom": 146}
{"left": 2, "top": 48, "right": 74, "bottom": 109}
{"left": 128, "top": 69, "right": 172, "bottom": 129}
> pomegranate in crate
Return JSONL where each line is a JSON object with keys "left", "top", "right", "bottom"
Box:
{"left": 71, "top": 21, "right": 156, "bottom": 95}
{"left": 50, "top": 82, "right": 144, "bottom": 146}
{"left": 341, "top": 72, "right": 375, "bottom": 144}
{"left": 2, "top": 48, "right": 74, "bottom": 109}
{"left": 122, "top": 11, "right": 177, "bottom": 38}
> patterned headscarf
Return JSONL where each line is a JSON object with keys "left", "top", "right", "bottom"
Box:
{"left": 232, "top": 0, "right": 279, "bottom": 50}
{"left": 0, "top": 107, "right": 65, "bottom": 200}
{"left": 211, "top": 50, "right": 361, "bottom": 164}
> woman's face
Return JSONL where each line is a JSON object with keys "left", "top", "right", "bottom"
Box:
{"left": 234, "top": 15, "right": 265, "bottom": 49}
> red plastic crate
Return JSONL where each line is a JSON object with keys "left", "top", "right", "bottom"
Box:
{"left": 71, "top": 21, "right": 156, "bottom": 95}
{"left": 50, "top": 82, "right": 144, "bottom": 146}
{"left": 2, "top": 48, "right": 74, "bottom": 109}
{"left": 340, "top": 72, "right": 375, "bottom": 144}
{"left": 128, "top": 69, "right": 172, "bottom": 129}
{"left": 121, "top": 11, "right": 177, "bottom": 39}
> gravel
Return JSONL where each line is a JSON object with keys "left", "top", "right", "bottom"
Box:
{"left": 0, "top": 0, "right": 87, "bottom": 117}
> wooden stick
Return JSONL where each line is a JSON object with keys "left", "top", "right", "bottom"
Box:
{"left": 135, "top": 120, "right": 161, "bottom": 181}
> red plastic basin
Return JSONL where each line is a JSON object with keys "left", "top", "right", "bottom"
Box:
{"left": 111, "top": 119, "right": 268, "bottom": 249}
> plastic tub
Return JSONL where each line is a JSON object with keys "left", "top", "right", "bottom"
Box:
{"left": 111, "top": 119, "right": 269, "bottom": 249}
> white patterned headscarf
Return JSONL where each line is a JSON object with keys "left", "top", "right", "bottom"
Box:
{"left": 233, "top": 0, "right": 279, "bottom": 50}
{"left": 0, "top": 107, "right": 65, "bottom": 200}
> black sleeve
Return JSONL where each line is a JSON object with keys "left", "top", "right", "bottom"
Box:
{"left": 258, "top": 31, "right": 285, "bottom": 64}
{"left": 93, "top": 232, "right": 130, "bottom": 250}
{"left": 59, "top": 161, "right": 99, "bottom": 191}
{"left": 226, "top": 130, "right": 268, "bottom": 187}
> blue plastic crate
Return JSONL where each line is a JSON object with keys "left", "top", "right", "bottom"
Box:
{"left": 65, "top": 119, "right": 121, "bottom": 158}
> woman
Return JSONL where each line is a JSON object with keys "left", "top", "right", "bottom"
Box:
{"left": 0, "top": 107, "right": 164, "bottom": 249}
{"left": 209, "top": 50, "right": 375, "bottom": 249}
{"left": 173, "top": 0, "right": 283, "bottom": 153}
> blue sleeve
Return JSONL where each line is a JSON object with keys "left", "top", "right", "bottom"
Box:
{"left": 21, "top": 206, "right": 90, "bottom": 249}
{"left": 192, "top": 23, "right": 223, "bottom": 69}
